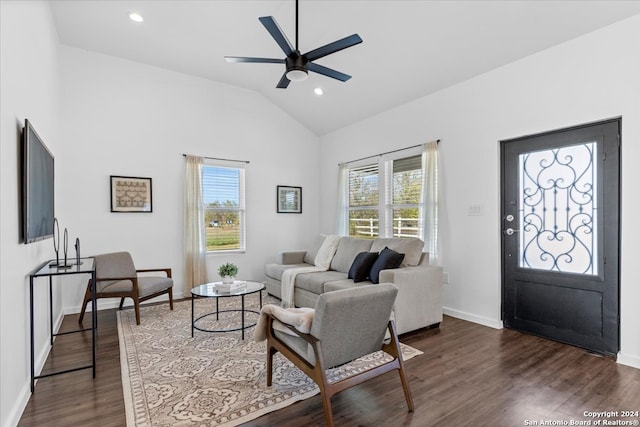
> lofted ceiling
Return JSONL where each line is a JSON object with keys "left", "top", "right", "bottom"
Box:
{"left": 49, "top": 1, "right": 640, "bottom": 136}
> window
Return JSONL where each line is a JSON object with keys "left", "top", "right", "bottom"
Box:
{"left": 348, "top": 163, "right": 379, "bottom": 238}
{"left": 347, "top": 153, "right": 423, "bottom": 239}
{"left": 389, "top": 155, "right": 423, "bottom": 238}
{"left": 202, "top": 163, "right": 245, "bottom": 252}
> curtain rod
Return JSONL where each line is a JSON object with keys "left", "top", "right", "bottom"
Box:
{"left": 340, "top": 139, "right": 440, "bottom": 166}
{"left": 182, "top": 153, "right": 250, "bottom": 164}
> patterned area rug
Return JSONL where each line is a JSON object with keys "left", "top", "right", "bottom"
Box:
{"left": 117, "top": 294, "right": 423, "bottom": 426}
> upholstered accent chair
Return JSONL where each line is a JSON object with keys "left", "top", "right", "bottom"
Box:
{"left": 265, "top": 284, "right": 414, "bottom": 426}
{"left": 78, "top": 251, "right": 173, "bottom": 325}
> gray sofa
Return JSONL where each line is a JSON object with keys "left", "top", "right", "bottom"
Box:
{"left": 264, "top": 235, "right": 443, "bottom": 335}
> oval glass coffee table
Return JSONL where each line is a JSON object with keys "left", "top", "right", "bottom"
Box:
{"left": 191, "top": 281, "right": 265, "bottom": 340}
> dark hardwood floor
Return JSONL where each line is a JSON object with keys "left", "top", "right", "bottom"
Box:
{"left": 19, "top": 306, "right": 640, "bottom": 426}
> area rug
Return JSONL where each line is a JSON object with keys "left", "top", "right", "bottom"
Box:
{"left": 117, "top": 294, "right": 423, "bottom": 427}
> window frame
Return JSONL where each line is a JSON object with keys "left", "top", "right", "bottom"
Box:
{"left": 386, "top": 153, "right": 423, "bottom": 239}
{"left": 201, "top": 160, "right": 246, "bottom": 253}
{"left": 345, "top": 147, "right": 424, "bottom": 239}
{"left": 347, "top": 162, "right": 380, "bottom": 238}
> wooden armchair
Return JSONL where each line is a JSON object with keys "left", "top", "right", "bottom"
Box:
{"left": 265, "top": 283, "right": 414, "bottom": 426}
{"left": 78, "top": 251, "right": 173, "bottom": 325}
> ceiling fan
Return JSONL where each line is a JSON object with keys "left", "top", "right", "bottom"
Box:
{"left": 224, "top": 0, "right": 363, "bottom": 88}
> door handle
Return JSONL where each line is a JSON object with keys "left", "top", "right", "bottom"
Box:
{"left": 504, "top": 228, "right": 519, "bottom": 236}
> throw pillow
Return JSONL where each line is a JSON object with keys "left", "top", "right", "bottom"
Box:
{"left": 369, "top": 247, "right": 405, "bottom": 284}
{"left": 347, "top": 252, "right": 379, "bottom": 283}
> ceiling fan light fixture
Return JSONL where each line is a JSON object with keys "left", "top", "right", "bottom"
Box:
{"left": 286, "top": 68, "right": 308, "bottom": 82}
{"left": 225, "top": 0, "right": 362, "bottom": 89}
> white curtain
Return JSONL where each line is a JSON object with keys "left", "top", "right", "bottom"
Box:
{"left": 335, "top": 163, "right": 348, "bottom": 235}
{"left": 421, "top": 141, "right": 439, "bottom": 263}
{"left": 184, "top": 156, "right": 208, "bottom": 293}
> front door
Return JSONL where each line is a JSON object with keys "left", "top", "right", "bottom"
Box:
{"left": 501, "top": 119, "right": 620, "bottom": 356}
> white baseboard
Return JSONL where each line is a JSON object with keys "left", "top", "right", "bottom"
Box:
{"left": 5, "top": 381, "right": 31, "bottom": 427}
{"left": 443, "top": 306, "right": 503, "bottom": 329}
{"left": 64, "top": 292, "right": 183, "bottom": 315}
{"left": 64, "top": 299, "right": 123, "bottom": 315}
{"left": 33, "top": 310, "right": 64, "bottom": 380}
{"left": 617, "top": 352, "right": 640, "bottom": 370}
{"left": 9, "top": 310, "right": 65, "bottom": 427}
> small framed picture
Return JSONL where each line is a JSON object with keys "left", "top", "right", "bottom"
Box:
{"left": 277, "top": 185, "right": 302, "bottom": 214}
{"left": 110, "top": 176, "right": 152, "bottom": 213}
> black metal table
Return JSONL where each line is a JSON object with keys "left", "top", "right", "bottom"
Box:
{"left": 191, "top": 281, "right": 264, "bottom": 340}
{"left": 28, "top": 257, "right": 96, "bottom": 392}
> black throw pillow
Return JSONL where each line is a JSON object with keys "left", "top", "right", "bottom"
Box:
{"left": 369, "top": 247, "right": 405, "bottom": 284}
{"left": 348, "top": 252, "right": 379, "bottom": 283}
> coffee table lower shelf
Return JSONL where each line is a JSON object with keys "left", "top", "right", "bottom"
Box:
{"left": 192, "top": 309, "right": 260, "bottom": 335}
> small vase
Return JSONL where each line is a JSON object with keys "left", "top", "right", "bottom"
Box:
{"left": 222, "top": 275, "right": 235, "bottom": 284}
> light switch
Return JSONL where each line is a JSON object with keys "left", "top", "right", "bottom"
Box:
{"left": 468, "top": 204, "right": 484, "bottom": 216}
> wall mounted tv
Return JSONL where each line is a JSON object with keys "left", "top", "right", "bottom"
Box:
{"left": 22, "top": 119, "right": 55, "bottom": 244}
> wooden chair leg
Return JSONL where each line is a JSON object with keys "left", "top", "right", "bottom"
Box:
{"left": 119, "top": 297, "right": 125, "bottom": 310}
{"left": 78, "top": 282, "right": 92, "bottom": 324}
{"left": 319, "top": 385, "right": 335, "bottom": 427}
{"left": 168, "top": 288, "right": 174, "bottom": 310}
{"left": 398, "top": 364, "right": 415, "bottom": 411}
{"left": 134, "top": 299, "right": 141, "bottom": 325}
{"left": 267, "top": 345, "right": 276, "bottom": 386}
{"left": 388, "top": 322, "right": 415, "bottom": 411}
{"left": 312, "top": 349, "right": 335, "bottom": 427}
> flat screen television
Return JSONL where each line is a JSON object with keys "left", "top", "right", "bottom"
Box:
{"left": 22, "top": 119, "right": 55, "bottom": 244}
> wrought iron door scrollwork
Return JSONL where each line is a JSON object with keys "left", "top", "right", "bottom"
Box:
{"left": 518, "top": 142, "right": 597, "bottom": 274}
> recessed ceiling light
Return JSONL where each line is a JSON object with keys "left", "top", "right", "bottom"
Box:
{"left": 129, "top": 12, "right": 144, "bottom": 23}
{"left": 314, "top": 87, "right": 324, "bottom": 96}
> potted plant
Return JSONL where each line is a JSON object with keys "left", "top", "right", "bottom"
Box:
{"left": 218, "top": 262, "right": 238, "bottom": 284}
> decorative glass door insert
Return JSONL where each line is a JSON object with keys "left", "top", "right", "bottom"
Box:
{"left": 518, "top": 142, "right": 597, "bottom": 275}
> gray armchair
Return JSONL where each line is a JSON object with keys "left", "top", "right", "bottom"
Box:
{"left": 78, "top": 251, "right": 173, "bottom": 325}
{"left": 265, "top": 283, "right": 414, "bottom": 426}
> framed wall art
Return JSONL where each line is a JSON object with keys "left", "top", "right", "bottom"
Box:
{"left": 277, "top": 185, "right": 302, "bottom": 214}
{"left": 110, "top": 176, "right": 153, "bottom": 213}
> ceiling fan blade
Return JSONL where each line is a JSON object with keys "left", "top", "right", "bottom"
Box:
{"left": 307, "top": 62, "right": 351, "bottom": 82}
{"left": 276, "top": 73, "right": 291, "bottom": 89}
{"left": 259, "top": 16, "right": 295, "bottom": 56}
{"left": 225, "top": 56, "right": 284, "bottom": 64}
{"left": 303, "top": 34, "right": 362, "bottom": 62}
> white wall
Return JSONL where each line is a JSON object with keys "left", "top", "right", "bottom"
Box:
{"left": 57, "top": 46, "right": 321, "bottom": 311}
{"left": 3, "top": 4, "right": 639, "bottom": 427}
{"left": 1, "top": 2, "right": 62, "bottom": 426}
{"left": 1, "top": 3, "right": 320, "bottom": 426}
{"left": 319, "top": 15, "right": 640, "bottom": 368}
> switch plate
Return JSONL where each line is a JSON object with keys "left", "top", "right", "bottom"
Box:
{"left": 468, "top": 204, "right": 484, "bottom": 216}
{"left": 443, "top": 272, "right": 449, "bottom": 284}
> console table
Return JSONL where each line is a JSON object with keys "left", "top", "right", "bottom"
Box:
{"left": 29, "top": 258, "right": 96, "bottom": 392}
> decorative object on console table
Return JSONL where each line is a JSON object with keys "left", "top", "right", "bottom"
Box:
{"left": 110, "top": 175, "right": 152, "bottom": 213}
{"left": 277, "top": 185, "right": 302, "bottom": 213}
{"left": 218, "top": 262, "right": 238, "bottom": 284}
{"left": 57, "top": 227, "right": 72, "bottom": 269}
{"left": 75, "top": 237, "right": 81, "bottom": 265}
{"left": 50, "top": 217, "right": 60, "bottom": 267}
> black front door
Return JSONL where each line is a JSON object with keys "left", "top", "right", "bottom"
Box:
{"left": 501, "top": 119, "right": 620, "bottom": 356}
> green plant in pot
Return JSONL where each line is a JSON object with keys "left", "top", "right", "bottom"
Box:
{"left": 218, "top": 262, "right": 238, "bottom": 284}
